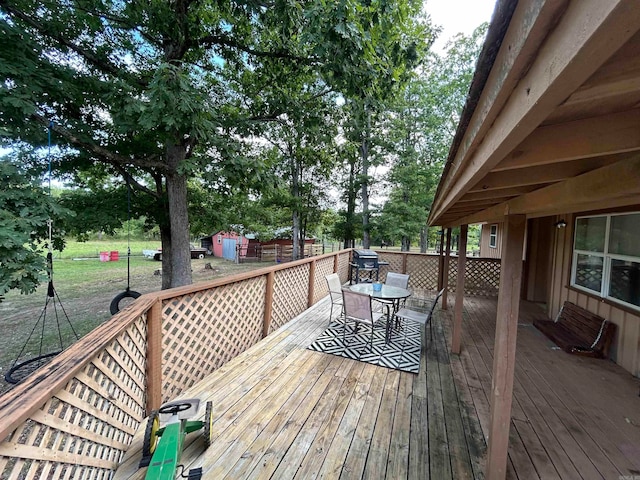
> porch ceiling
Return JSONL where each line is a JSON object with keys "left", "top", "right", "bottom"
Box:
{"left": 429, "top": 0, "right": 640, "bottom": 228}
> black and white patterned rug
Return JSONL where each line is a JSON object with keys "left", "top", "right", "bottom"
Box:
{"left": 307, "top": 318, "right": 422, "bottom": 374}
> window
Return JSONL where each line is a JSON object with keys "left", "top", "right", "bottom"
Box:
{"left": 489, "top": 224, "right": 498, "bottom": 248}
{"left": 572, "top": 212, "right": 640, "bottom": 310}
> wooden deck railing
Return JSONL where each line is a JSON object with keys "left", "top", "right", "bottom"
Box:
{"left": 0, "top": 250, "right": 350, "bottom": 479}
{"left": 0, "top": 249, "right": 499, "bottom": 479}
{"left": 376, "top": 251, "right": 501, "bottom": 297}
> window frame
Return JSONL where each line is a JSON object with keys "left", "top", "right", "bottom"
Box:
{"left": 571, "top": 212, "right": 640, "bottom": 311}
{"left": 489, "top": 224, "right": 498, "bottom": 249}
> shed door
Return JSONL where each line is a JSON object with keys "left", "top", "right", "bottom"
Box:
{"left": 222, "top": 238, "right": 237, "bottom": 261}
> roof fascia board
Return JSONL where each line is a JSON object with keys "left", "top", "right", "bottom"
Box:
{"left": 431, "top": 0, "right": 640, "bottom": 225}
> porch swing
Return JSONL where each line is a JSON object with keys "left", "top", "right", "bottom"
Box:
{"left": 4, "top": 122, "right": 80, "bottom": 384}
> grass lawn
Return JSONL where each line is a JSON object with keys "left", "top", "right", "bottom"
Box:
{"left": 0, "top": 239, "right": 265, "bottom": 395}
{"left": 53, "top": 239, "right": 162, "bottom": 259}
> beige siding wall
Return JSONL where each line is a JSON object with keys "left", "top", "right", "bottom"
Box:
{"left": 548, "top": 213, "right": 640, "bottom": 377}
{"left": 479, "top": 223, "right": 503, "bottom": 258}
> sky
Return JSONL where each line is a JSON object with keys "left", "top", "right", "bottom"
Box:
{"left": 426, "top": 0, "right": 497, "bottom": 52}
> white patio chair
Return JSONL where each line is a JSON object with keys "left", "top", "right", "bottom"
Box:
{"left": 325, "top": 273, "right": 344, "bottom": 324}
{"left": 342, "top": 288, "right": 385, "bottom": 349}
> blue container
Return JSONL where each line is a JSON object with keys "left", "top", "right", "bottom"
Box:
{"left": 372, "top": 282, "right": 382, "bottom": 292}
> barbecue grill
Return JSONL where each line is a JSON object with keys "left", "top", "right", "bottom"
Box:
{"left": 350, "top": 249, "right": 382, "bottom": 284}
{"left": 353, "top": 249, "right": 379, "bottom": 268}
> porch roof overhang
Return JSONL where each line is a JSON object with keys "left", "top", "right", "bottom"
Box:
{"left": 428, "top": 0, "right": 640, "bottom": 228}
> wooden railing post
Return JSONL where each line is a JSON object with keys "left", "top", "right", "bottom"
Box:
{"left": 146, "top": 298, "right": 163, "bottom": 413}
{"left": 402, "top": 252, "right": 408, "bottom": 274}
{"left": 308, "top": 259, "right": 316, "bottom": 308}
{"left": 452, "top": 224, "right": 468, "bottom": 355}
{"left": 333, "top": 252, "right": 339, "bottom": 273}
{"left": 438, "top": 229, "right": 445, "bottom": 290}
{"left": 442, "top": 228, "right": 452, "bottom": 310}
{"left": 263, "top": 271, "right": 275, "bottom": 338}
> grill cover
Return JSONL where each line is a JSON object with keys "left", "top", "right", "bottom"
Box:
{"left": 353, "top": 249, "right": 379, "bottom": 268}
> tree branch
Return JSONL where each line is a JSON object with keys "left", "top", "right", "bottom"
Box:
{"left": 1, "top": 0, "right": 149, "bottom": 89}
{"left": 111, "top": 164, "right": 160, "bottom": 199}
{"left": 72, "top": 4, "right": 162, "bottom": 49}
{"left": 32, "top": 113, "right": 167, "bottom": 171}
{"left": 194, "top": 33, "right": 316, "bottom": 64}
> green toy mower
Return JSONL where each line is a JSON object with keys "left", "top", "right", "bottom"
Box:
{"left": 140, "top": 398, "right": 213, "bottom": 479}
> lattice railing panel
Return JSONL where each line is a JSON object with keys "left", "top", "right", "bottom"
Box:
{"left": 407, "top": 255, "right": 440, "bottom": 291}
{"left": 313, "top": 257, "right": 335, "bottom": 304}
{"left": 448, "top": 257, "right": 501, "bottom": 297}
{"left": 160, "top": 277, "right": 266, "bottom": 402}
{"left": 270, "top": 265, "right": 310, "bottom": 334}
{"left": 0, "top": 317, "right": 147, "bottom": 480}
{"left": 448, "top": 260, "right": 458, "bottom": 291}
{"left": 465, "top": 258, "right": 501, "bottom": 296}
{"left": 376, "top": 252, "right": 404, "bottom": 282}
{"left": 337, "top": 251, "right": 351, "bottom": 284}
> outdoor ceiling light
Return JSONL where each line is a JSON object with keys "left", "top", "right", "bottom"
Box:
{"left": 555, "top": 219, "right": 567, "bottom": 228}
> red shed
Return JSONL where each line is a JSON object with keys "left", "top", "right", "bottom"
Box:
{"left": 210, "top": 231, "right": 252, "bottom": 261}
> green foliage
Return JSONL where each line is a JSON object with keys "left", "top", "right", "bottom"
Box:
{"left": 0, "top": 0, "right": 465, "bottom": 273}
{"left": 377, "top": 23, "right": 488, "bottom": 248}
{"left": 0, "top": 161, "right": 68, "bottom": 297}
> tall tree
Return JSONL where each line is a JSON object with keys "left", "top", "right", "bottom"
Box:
{"left": 256, "top": 73, "right": 338, "bottom": 260}
{"left": 379, "top": 23, "right": 488, "bottom": 250}
{"left": 1, "top": 0, "right": 424, "bottom": 288}
{"left": 327, "top": 1, "right": 433, "bottom": 248}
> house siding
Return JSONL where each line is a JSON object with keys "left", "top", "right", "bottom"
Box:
{"left": 548, "top": 213, "right": 640, "bottom": 377}
{"left": 479, "top": 223, "right": 503, "bottom": 258}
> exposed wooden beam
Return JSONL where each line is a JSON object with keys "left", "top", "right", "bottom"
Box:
{"left": 458, "top": 185, "right": 539, "bottom": 202}
{"left": 450, "top": 155, "right": 640, "bottom": 226}
{"left": 452, "top": 225, "right": 468, "bottom": 355}
{"left": 494, "top": 109, "right": 640, "bottom": 171}
{"left": 486, "top": 215, "right": 526, "bottom": 480}
{"left": 447, "top": 203, "right": 502, "bottom": 214}
{"left": 430, "top": 0, "right": 640, "bottom": 226}
{"left": 554, "top": 29, "right": 640, "bottom": 112}
{"left": 457, "top": 196, "right": 519, "bottom": 205}
{"left": 432, "top": 0, "right": 571, "bottom": 221}
{"left": 470, "top": 155, "right": 621, "bottom": 192}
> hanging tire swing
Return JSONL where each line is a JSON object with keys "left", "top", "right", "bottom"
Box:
{"left": 110, "top": 176, "right": 141, "bottom": 315}
{"left": 5, "top": 122, "right": 80, "bottom": 384}
{"left": 109, "top": 288, "right": 141, "bottom": 315}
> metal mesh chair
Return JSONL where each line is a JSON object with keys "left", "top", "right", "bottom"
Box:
{"left": 342, "top": 288, "right": 384, "bottom": 349}
{"left": 394, "top": 288, "right": 445, "bottom": 339}
{"left": 374, "top": 272, "right": 410, "bottom": 319}
{"left": 325, "top": 273, "right": 344, "bottom": 324}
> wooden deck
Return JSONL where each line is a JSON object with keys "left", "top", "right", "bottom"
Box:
{"left": 115, "top": 296, "right": 640, "bottom": 479}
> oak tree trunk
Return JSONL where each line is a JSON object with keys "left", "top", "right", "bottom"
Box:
{"left": 420, "top": 226, "right": 428, "bottom": 253}
{"left": 162, "top": 144, "right": 192, "bottom": 288}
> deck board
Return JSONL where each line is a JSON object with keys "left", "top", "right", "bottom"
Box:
{"left": 115, "top": 296, "right": 640, "bottom": 480}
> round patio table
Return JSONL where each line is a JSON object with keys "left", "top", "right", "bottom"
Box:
{"left": 350, "top": 284, "right": 411, "bottom": 343}
{"left": 349, "top": 283, "right": 411, "bottom": 301}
